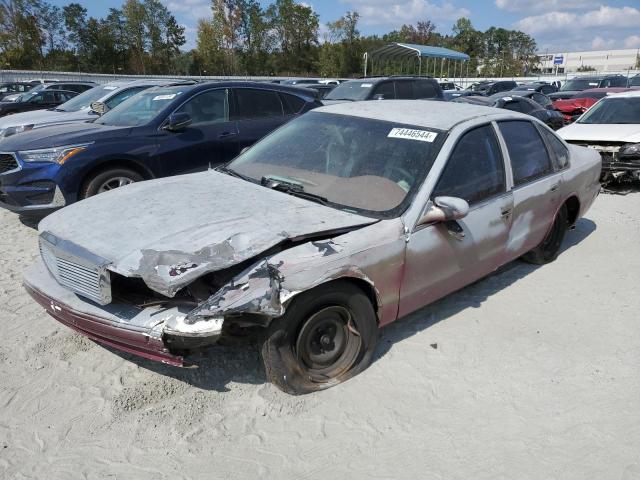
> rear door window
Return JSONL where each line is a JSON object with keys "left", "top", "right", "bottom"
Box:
{"left": 395, "top": 81, "right": 414, "bottom": 99}
{"left": 233, "top": 88, "right": 284, "bottom": 119}
{"left": 498, "top": 120, "right": 554, "bottom": 186}
{"left": 372, "top": 81, "right": 395, "bottom": 100}
{"left": 432, "top": 124, "right": 506, "bottom": 205}
{"left": 532, "top": 93, "right": 551, "bottom": 107}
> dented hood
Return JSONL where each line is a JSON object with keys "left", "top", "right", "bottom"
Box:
{"left": 38, "top": 171, "right": 376, "bottom": 296}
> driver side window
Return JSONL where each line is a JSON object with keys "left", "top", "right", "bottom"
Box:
{"left": 175, "top": 89, "right": 229, "bottom": 126}
{"left": 432, "top": 125, "right": 506, "bottom": 205}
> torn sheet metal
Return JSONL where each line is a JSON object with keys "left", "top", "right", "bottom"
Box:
{"left": 38, "top": 170, "right": 376, "bottom": 296}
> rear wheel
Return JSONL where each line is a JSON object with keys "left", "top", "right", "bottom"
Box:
{"left": 261, "top": 281, "right": 378, "bottom": 395}
{"left": 81, "top": 168, "right": 144, "bottom": 199}
{"left": 522, "top": 204, "right": 568, "bottom": 264}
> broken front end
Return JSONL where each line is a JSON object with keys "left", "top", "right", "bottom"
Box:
{"left": 566, "top": 141, "right": 640, "bottom": 186}
{"left": 24, "top": 232, "right": 296, "bottom": 366}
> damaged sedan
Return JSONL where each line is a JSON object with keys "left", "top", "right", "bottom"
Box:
{"left": 559, "top": 90, "right": 640, "bottom": 186}
{"left": 24, "top": 101, "right": 601, "bottom": 394}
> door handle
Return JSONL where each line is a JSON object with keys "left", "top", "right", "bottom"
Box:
{"left": 501, "top": 208, "right": 512, "bottom": 219}
{"left": 550, "top": 183, "right": 560, "bottom": 192}
{"left": 218, "top": 131, "right": 238, "bottom": 139}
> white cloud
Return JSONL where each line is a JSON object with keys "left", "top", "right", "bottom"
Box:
{"left": 163, "top": 0, "right": 211, "bottom": 21}
{"left": 514, "top": 5, "right": 640, "bottom": 35}
{"left": 625, "top": 35, "right": 640, "bottom": 48}
{"left": 514, "top": 5, "right": 640, "bottom": 51}
{"left": 591, "top": 36, "right": 615, "bottom": 49}
{"left": 341, "top": 0, "right": 470, "bottom": 27}
{"left": 495, "top": 0, "right": 597, "bottom": 13}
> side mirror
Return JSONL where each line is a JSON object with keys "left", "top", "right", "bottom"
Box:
{"left": 418, "top": 196, "right": 469, "bottom": 225}
{"left": 164, "top": 112, "right": 192, "bottom": 132}
{"left": 90, "top": 101, "right": 108, "bottom": 115}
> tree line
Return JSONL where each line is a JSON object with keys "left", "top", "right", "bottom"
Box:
{"left": 0, "top": 0, "right": 540, "bottom": 78}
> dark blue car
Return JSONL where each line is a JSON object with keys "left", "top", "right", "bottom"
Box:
{"left": 0, "top": 81, "right": 321, "bottom": 214}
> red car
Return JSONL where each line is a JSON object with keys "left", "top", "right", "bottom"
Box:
{"left": 553, "top": 88, "right": 633, "bottom": 124}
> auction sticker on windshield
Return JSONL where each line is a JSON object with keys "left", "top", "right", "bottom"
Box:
{"left": 153, "top": 94, "right": 178, "bottom": 101}
{"left": 388, "top": 128, "right": 438, "bottom": 142}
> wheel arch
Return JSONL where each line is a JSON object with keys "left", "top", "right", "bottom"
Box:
{"left": 564, "top": 194, "right": 581, "bottom": 226}
{"left": 79, "top": 158, "right": 155, "bottom": 196}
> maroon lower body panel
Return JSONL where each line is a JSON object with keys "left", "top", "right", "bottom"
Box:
{"left": 24, "top": 283, "right": 184, "bottom": 367}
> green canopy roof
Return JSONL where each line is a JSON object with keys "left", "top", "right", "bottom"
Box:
{"left": 369, "top": 43, "right": 470, "bottom": 62}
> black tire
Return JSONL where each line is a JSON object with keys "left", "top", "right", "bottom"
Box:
{"left": 522, "top": 204, "right": 568, "bottom": 265}
{"left": 81, "top": 167, "right": 144, "bottom": 199}
{"left": 261, "top": 281, "right": 378, "bottom": 395}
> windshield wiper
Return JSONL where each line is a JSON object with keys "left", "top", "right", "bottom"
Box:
{"left": 261, "top": 175, "right": 329, "bottom": 205}
{"left": 216, "top": 164, "right": 255, "bottom": 183}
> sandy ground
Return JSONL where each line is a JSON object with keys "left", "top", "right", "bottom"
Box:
{"left": 0, "top": 193, "right": 639, "bottom": 480}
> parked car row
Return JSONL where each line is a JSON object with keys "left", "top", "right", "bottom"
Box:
{"left": 0, "top": 81, "right": 321, "bottom": 213}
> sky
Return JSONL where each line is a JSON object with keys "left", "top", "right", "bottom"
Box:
{"left": 47, "top": 0, "right": 640, "bottom": 52}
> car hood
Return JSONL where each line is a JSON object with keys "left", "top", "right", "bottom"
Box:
{"left": 38, "top": 171, "right": 377, "bottom": 297}
{"left": 0, "top": 107, "right": 91, "bottom": 131}
{"left": 0, "top": 121, "right": 129, "bottom": 150}
{"left": 553, "top": 98, "right": 596, "bottom": 112}
{"left": 549, "top": 91, "right": 580, "bottom": 100}
{"left": 558, "top": 123, "right": 640, "bottom": 143}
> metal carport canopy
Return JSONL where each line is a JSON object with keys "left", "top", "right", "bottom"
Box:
{"left": 369, "top": 43, "right": 470, "bottom": 61}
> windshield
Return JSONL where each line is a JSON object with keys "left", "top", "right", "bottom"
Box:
{"left": 228, "top": 112, "right": 443, "bottom": 217}
{"left": 629, "top": 76, "right": 640, "bottom": 87}
{"left": 561, "top": 79, "right": 600, "bottom": 91}
{"left": 95, "top": 86, "right": 189, "bottom": 127}
{"left": 578, "top": 97, "right": 640, "bottom": 124}
{"left": 324, "top": 81, "right": 374, "bottom": 101}
{"left": 56, "top": 85, "right": 116, "bottom": 112}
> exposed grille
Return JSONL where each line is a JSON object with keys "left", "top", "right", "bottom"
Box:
{"left": 0, "top": 153, "right": 18, "bottom": 174}
{"left": 39, "top": 235, "right": 112, "bottom": 305}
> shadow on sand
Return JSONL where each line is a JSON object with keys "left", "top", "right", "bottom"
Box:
{"left": 105, "top": 218, "right": 596, "bottom": 391}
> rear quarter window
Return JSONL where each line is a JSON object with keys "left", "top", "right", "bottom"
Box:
{"left": 539, "top": 127, "right": 570, "bottom": 170}
{"left": 280, "top": 92, "right": 306, "bottom": 114}
{"left": 414, "top": 80, "right": 440, "bottom": 99}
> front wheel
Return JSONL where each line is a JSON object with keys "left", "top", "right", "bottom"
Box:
{"left": 81, "top": 168, "right": 144, "bottom": 199}
{"left": 521, "top": 204, "right": 568, "bottom": 264}
{"left": 261, "top": 281, "right": 378, "bottom": 395}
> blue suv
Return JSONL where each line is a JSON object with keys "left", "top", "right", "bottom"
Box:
{"left": 0, "top": 81, "right": 321, "bottom": 214}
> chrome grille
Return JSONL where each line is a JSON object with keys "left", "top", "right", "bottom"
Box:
{"left": 0, "top": 153, "right": 18, "bottom": 174}
{"left": 39, "top": 233, "right": 112, "bottom": 305}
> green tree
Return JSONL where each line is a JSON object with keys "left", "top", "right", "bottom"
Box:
{"left": 267, "top": 0, "right": 319, "bottom": 74}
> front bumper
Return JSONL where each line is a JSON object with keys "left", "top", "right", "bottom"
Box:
{"left": 0, "top": 157, "right": 68, "bottom": 214}
{"left": 23, "top": 261, "right": 223, "bottom": 366}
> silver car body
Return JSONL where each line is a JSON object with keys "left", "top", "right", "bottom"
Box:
{"left": 23, "top": 101, "right": 601, "bottom": 365}
{"left": 0, "top": 79, "right": 177, "bottom": 140}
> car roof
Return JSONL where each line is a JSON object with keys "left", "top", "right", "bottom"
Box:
{"left": 602, "top": 89, "right": 640, "bottom": 98}
{"left": 316, "top": 100, "right": 523, "bottom": 130}
{"left": 581, "top": 87, "right": 632, "bottom": 93}
{"left": 101, "top": 78, "right": 187, "bottom": 88}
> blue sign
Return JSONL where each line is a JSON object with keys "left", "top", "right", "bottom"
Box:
{"left": 553, "top": 55, "right": 563, "bottom": 65}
